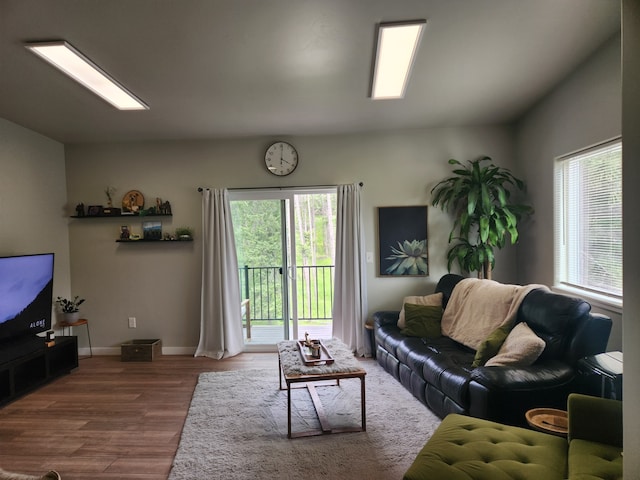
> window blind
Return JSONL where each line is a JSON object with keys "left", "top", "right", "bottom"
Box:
{"left": 555, "top": 139, "right": 622, "bottom": 299}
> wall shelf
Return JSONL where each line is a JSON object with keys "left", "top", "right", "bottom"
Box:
{"left": 116, "top": 239, "right": 193, "bottom": 243}
{"left": 70, "top": 209, "right": 193, "bottom": 243}
{"left": 71, "top": 214, "right": 173, "bottom": 219}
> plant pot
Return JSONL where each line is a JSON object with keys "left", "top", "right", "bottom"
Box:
{"left": 63, "top": 312, "right": 80, "bottom": 323}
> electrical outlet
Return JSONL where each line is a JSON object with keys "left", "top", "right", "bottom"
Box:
{"left": 128, "top": 317, "right": 136, "bottom": 328}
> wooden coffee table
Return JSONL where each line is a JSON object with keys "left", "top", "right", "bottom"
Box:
{"left": 277, "top": 339, "right": 366, "bottom": 439}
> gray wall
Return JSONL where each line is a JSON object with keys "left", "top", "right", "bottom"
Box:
{"left": 622, "top": 0, "right": 639, "bottom": 475}
{"left": 515, "top": 34, "right": 622, "bottom": 350}
{"left": 0, "top": 117, "right": 72, "bottom": 316}
{"left": 64, "top": 126, "right": 516, "bottom": 352}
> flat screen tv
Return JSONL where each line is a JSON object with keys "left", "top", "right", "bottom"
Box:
{"left": 0, "top": 253, "right": 54, "bottom": 343}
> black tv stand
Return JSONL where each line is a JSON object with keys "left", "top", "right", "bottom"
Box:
{"left": 0, "top": 336, "right": 79, "bottom": 407}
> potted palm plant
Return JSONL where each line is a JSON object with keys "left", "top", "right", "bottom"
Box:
{"left": 431, "top": 156, "right": 533, "bottom": 279}
{"left": 55, "top": 295, "right": 85, "bottom": 323}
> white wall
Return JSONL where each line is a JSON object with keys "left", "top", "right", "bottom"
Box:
{"left": 0, "top": 117, "right": 71, "bottom": 314}
{"left": 515, "top": 34, "right": 622, "bottom": 350}
{"left": 65, "top": 126, "right": 515, "bottom": 352}
{"left": 622, "top": 0, "right": 639, "bottom": 475}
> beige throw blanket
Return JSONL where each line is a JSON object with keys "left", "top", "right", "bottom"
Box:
{"left": 441, "top": 278, "right": 549, "bottom": 350}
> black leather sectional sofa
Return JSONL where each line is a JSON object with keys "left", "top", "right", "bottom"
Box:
{"left": 373, "top": 274, "right": 612, "bottom": 426}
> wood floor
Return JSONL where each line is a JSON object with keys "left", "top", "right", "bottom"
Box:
{"left": 0, "top": 353, "right": 279, "bottom": 480}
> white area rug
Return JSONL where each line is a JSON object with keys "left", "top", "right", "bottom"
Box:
{"left": 168, "top": 361, "right": 441, "bottom": 480}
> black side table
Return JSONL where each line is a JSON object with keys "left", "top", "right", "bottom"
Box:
{"left": 365, "top": 318, "right": 376, "bottom": 359}
{"left": 578, "top": 351, "right": 623, "bottom": 400}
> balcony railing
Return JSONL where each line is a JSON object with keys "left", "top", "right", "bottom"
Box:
{"left": 239, "top": 265, "right": 334, "bottom": 322}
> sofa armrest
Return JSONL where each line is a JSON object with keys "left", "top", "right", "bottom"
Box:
{"left": 372, "top": 311, "right": 400, "bottom": 328}
{"left": 568, "top": 393, "right": 622, "bottom": 447}
{"left": 565, "top": 313, "right": 612, "bottom": 365}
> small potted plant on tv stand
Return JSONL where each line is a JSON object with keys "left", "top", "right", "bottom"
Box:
{"left": 55, "top": 295, "right": 85, "bottom": 324}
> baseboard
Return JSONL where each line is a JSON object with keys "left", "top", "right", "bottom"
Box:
{"left": 77, "top": 345, "right": 278, "bottom": 356}
{"left": 78, "top": 346, "right": 198, "bottom": 356}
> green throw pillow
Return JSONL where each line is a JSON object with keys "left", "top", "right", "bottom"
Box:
{"left": 401, "top": 303, "right": 443, "bottom": 338}
{"left": 472, "top": 323, "right": 513, "bottom": 367}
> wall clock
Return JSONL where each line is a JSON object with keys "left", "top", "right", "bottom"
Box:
{"left": 264, "top": 141, "right": 298, "bottom": 176}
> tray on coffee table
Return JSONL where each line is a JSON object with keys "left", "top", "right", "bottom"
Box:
{"left": 297, "top": 340, "right": 335, "bottom": 365}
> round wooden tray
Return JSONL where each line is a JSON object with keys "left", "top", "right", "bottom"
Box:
{"left": 525, "top": 408, "right": 568, "bottom": 436}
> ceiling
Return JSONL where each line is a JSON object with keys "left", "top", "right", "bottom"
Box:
{"left": 0, "top": 0, "right": 621, "bottom": 144}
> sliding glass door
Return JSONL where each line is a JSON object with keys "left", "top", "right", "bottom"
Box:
{"left": 230, "top": 188, "right": 336, "bottom": 347}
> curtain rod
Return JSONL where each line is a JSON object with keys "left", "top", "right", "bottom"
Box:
{"left": 197, "top": 182, "right": 363, "bottom": 192}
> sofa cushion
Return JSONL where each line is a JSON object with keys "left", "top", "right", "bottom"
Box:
{"left": 396, "top": 337, "right": 434, "bottom": 368}
{"left": 568, "top": 439, "right": 622, "bottom": 480}
{"left": 401, "top": 303, "right": 443, "bottom": 338}
{"left": 519, "top": 289, "right": 591, "bottom": 362}
{"left": 472, "top": 324, "right": 512, "bottom": 367}
{"left": 397, "top": 292, "right": 442, "bottom": 328}
{"left": 485, "top": 322, "right": 546, "bottom": 367}
{"left": 403, "top": 413, "right": 568, "bottom": 480}
{"left": 471, "top": 360, "right": 575, "bottom": 390}
{"left": 418, "top": 341, "right": 475, "bottom": 407}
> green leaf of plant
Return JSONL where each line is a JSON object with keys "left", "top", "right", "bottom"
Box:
{"left": 496, "top": 186, "right": 507, "bottom": 206}
{"left": 479, "top": 216, "right": 490, "bottom": 243}
{"left": 467, "top": 188, "right": 478, "bottom": 215}
{"left": 481, "top": 183, "right": 492, "bottom": 213}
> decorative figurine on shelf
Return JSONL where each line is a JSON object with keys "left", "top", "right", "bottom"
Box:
{"left": 156, "top": 198, "right": 172, "bottom": 215}
{"left": 120, "top": 225, "right": 130, "bottom": 240}
{"left": 122, "top": 190, "right": 144, "bottom": 213}
{"left": 105, "top": 186, "right": 116, "bottom": 207}
{"left": 75, "top": 203, "right": 85, "bottom": 217}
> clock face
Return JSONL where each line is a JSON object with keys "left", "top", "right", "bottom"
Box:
{"left": 265, "top": 142, "right": 298, "bottom": 176}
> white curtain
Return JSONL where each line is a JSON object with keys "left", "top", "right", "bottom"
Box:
{"left": 195, "top": 188, "right": 244, "bottom": 359}
{"left": 332, "top": 184, "right": 369, "bottom": 356}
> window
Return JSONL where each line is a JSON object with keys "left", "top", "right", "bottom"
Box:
{"left": 554, "top": 138, "right": 622, "bottom": 303}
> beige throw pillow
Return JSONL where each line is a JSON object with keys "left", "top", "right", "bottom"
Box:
{"left": 397, "top": 292, "right": 443, "bottom": 328}
{"left": 484, "top": 322, "right": 546, "bottom": 367}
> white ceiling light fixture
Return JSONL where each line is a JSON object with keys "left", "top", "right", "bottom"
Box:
{"left": 370, "top": 20, "right": 426, "bottom": 100}
{"left": 25, "top": 41, "right": 148, "bottom": 110}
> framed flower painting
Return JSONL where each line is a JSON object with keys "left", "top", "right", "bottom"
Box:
{"left": 377, "top": 206, "right": 428, "bottom": 277}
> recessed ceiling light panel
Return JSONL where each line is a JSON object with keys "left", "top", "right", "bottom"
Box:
{"left": 370, "top": 20, "right": 426, "bottom": 100}
{"left": 25, "top": 41, "right": 148, "bottom": 110}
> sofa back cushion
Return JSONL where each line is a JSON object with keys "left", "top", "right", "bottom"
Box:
{"left": 435, "top": 274, "right": 465, "bottom": 308}
{"left": 437, "top": 274, "right": 612, "bottom": 365}
{"left": 441, "top": 278, "right": 544, "bottom": 351}
{"left": 518, "top": 289, "right": 591, "bottom": 363}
